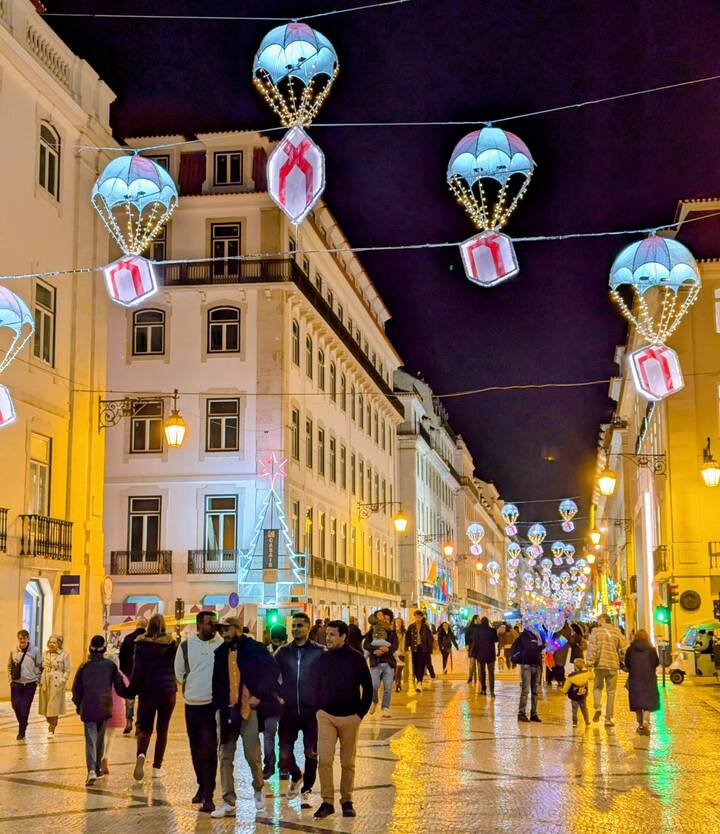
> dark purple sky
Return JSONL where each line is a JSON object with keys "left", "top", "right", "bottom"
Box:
{"left": 46, "top": 0, "right": 720, "bottom": 531}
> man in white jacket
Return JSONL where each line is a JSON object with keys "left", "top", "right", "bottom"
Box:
{"left": 175, "top": 611, "right": 223, "bottom": 813}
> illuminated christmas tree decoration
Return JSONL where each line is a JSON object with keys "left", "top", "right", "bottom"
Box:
{"left": 92, "top": 154, "right": 178, "bottom": 256}
{"left": 629, "top": 343, "right": 684, "bottom": 402}
{"left": 267, "top": 126, "right": 325, "bottom": 226}
{"left": 486, "top": 560, "right": 501, "bottom": 585}
{"left": 447, "top": 126, "right": 534, "bottom": 287}
{"left": 0, "top": 384, "right": 16, "bottom": 428}
{"left": 559, "top": 499, "right": 578, "bottom": 532}
{"left": 103, "top": 255, "right": 158, "bottom": 307}
{"left": 502, "top": 503, "right": 519, "bottom": 535}
{"left": 0, "top": 286, "right": 34, "bottom": 375}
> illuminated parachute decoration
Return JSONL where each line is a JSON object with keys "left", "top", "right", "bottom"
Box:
{"left": 0, "top": 287, "right": 35, "bottom": 429}
{"left": 551, "top": 541, "right": 565, "bottom": 566}
{"left": 486, "top": 560, "right": 501, "bottom": 585}
{"left": 559, "top": 499, "right": 578, "bottom": 532}
{"left": 92, "top": 155, "right": 178, "bottom": 257}
{"left": 502, "top": 503, "right": 519, "bottom": 535}
{"left": 564, "top": 543, "right": 575, "bottom": 564}
{"left": 253, "top": 23, "right": 338, "bottom": 127}
{"left": 528, "top": 523, "right": 546, "bottom": 546}
{"left": 466, "top": 522, "right": 485, "bottom": 556}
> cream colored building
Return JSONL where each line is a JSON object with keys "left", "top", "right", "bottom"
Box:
{"left": 0, "top": 0, "right": 116, "bottom": 694}
{"left": 103, "top": 131, "right": 404, "bottom": 630}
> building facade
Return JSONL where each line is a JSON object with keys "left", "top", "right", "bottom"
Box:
{"left": 103, "top": 131, "right": 404, "bottom": 631}
{"left": 0, "top": 0, "right": 116, "bottom": 694}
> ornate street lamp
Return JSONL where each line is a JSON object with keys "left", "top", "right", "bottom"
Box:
{"left": 163, "top": 389, "right": 187, "bottom": 448}
{"left": 598, "top": 468, "right": 617, "bottom": 496}
{"left": 701, "top": 437, "right": 720, "bottom": 488}
{"left": 392, "top": 511, "right": 409, "bottom": 533}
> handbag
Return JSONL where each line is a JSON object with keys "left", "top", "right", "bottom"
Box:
{"left": 10, "top": 648, "right": 29, "bottom": 682}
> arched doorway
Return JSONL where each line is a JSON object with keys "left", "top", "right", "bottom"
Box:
{"left": 23, "top": 580, "right": 44, "bottom": 647}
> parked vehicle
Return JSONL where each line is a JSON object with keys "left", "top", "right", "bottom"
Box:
{"left": 668, "top": 620, "right": 720, "bottom": 685}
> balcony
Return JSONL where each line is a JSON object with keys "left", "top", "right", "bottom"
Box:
{"left": 110, "top": 550, "right": 172, "bottom": 575}
{"left": 0, "top": 508, "right": 7, "bottom": 552}
{"left": 188, "top": 549, "right": 238, "bottom": 575}
{"left": 19, "top": 515, "right": 72, "bottom": 561}
{"left": 308, "top": 558, "right": 398, "bottom": 594}
{"left": 653, "top": 545, "right": 668, "bottom": 575}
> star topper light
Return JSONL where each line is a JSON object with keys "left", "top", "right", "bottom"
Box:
{"left": 258, "top": 452, "right": 288, "bottom": 490}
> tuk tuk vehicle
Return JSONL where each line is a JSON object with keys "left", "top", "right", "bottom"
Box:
{"left": 668, "top": 620, "right": 720, "bottom": 685}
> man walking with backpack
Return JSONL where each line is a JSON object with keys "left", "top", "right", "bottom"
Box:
{"left": 174, "top": 611, "right": 223, "bottom": 813}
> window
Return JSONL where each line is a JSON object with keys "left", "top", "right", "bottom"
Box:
{"left": 351, "top": 386, "right": 356, "bottom": 421}
{"left": 305, "top": 418, "right": 313, "bottom": 468}
{"left": 341, "top": 523, "right": 348, "bottom": 564}
{"left": 292, "top": 501, "right": 300, "bottom": 550}
{"left": 207, "top": 307, "right": 240, "bottom": 353}
{"left": 359, "top": 460, "right": 364, "bottom": 500}
{"left": 340, "top": 374, "right": 347, "bottom": 412}
{"left": 128, "top": 497, "right": 161, "bottom": 557}
{"left": 305, "top": 507, "right": 314, "bottom": 554}
{"left": 358, "top": 394, "right": 364, "bottom": 428}
{"left": 337, "top": 304, "right": 344, "bottom": 325}
{"left": 315, "top": 273, "right": 322, "bottom": 293}
{"left": 351, "top": 526, "right": 357, "bottom": 567}
{"left": 211, "top": 223, "right": 241, "bottom": 278}
{"left": 351, "top": 453, "right": 356, "bottom": 495}
{"left": 131, "top": 400, "right": 163, "bottom": 453}
{"left": 33, "top": 281, "right": 55, "bottom": 366}
{"left": 292, "top": 320, "right": 300, "bottom": 365}
{"left": 39, "top": 122, "right": 60, "bottom": 198}
{"left": 367, "top": 402, "right": 372, "bottom": 435}
{"left": 319, "top": 511, "right": 326, "bottom": 558}
{"left": 289, "top": 236, "right": 297, "bottom": 258}
{"left": 340, "top": 445, "right": 347, "bottom": 489}
{"left": 330, "top": 362, "right": 337, "bottom": 402}
{"left": 381, "top": 419, "right": 386, "bottom": 451}
{"left": 147, "top": 154, "right": 169, "bottom": 171}
{"left": 133, "top": 309, "right": 165, "bottom": 355}
{"left": 329, "top": 437, "right": 337, "bottom": 482}
{"left": 206, "top": 399, "right": 240, "bottom": 451}
{"left": 305, "top": 335, "right": 313, "bottom": 378}
{"left": 318, "top": 427, "right": 325, "bottom": 475}
{"left": 348, "top": 317, "right": 354, "bottom": 339}
{"left": 205, "top": 496, "right": 237, "bottom": 551}
{"left": 318, "top": 349, "right": 325, "bottom": 390}
{"left": 326, "top": 288, "right": 334, "bottom": 310}
{"left": 214, "top": 151, "right": 243, "bottom": 185}
{"left": 303, "top": 256, "right": 310, "bottom": 276}
{"left": 382, "top": 479, "right": 387, "bottom": 511}
{"left": 330, "top": 517, "right": 337, "bottom": 561}
{"left": 28, "top": 433, "right": 51, "bottom": 516}
{"left": 148, "top": 224, "right": 167, "bottom": 261}
{"left": 291, "top": 408, "right": 300, "bottom": 460}
{"left": 374, "top": 410, "right": 379, "bottom": 443}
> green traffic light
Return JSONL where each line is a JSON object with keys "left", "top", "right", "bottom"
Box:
{"left": 266, "top": 609, "right": 279, "bottom": 625}
{"left": 654, "top": 605, "right": 670, "bottom": 624}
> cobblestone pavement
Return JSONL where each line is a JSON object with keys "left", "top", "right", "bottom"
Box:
{"left": 1, "top": 662, "right": 719, "bottom": 834}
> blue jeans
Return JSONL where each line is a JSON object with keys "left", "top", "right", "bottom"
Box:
{"left": 263, "top": 714, "right": 279, "bottom": 772}
{"left": 519, "top": 665, "right": 541, "bottom": 717}
{"left": 84, "top": 720, "right": 106, "bottom": 774}
{"left": 370, "top": 663, "right": 394, "bottom": 709}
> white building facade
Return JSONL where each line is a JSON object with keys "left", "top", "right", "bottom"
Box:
{"left": 0, "top": 0, "right": 116, "bottom": 694}
{"left": 103, "top": 131, "right": 404, "bottom": 631}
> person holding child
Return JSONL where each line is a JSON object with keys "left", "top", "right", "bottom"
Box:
{"left": 363, "top": 608, "right": 397, "bottom": 717}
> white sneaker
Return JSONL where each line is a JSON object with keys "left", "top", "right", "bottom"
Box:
{"left": 300, "top": 789, "right": 312, "bottom": 803}
{"left": 415, "top": 682, "right": 423, "bottom": 692}
{"left": 287, "top": 777, "right": 302, "bottom": 799}
{"left": 369, "top": 703, "right": 377, "bottom": 715}
{"left": 85, "top": 771, "right": 96, "bottom": 786}
{"left": 382, "top": 708, "right": 392, "bottom": 717}
{"left": 152, "top": 767, "right": 165, "bottom": 779}
{"left": 254, "top": 790, "right": 265, "bottom": 811}
{"left": 47, "top": 730, "right": 55, "bottom": 740}
{"left": 211, "top": 803, "right": 236, "bottom": 818}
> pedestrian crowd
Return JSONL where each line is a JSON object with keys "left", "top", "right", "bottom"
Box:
{"left": 6, "top": 608, "right": 662, "bottom": 817}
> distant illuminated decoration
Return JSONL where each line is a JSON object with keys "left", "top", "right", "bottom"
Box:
{"left": 559, "top": 499, "right": 578, "bottom": 532}
{"left": 502, "top": 503, "right": 519, "bottom": 535}
{"left": 0, "top": 286, "right": 34, "bottom": 429}
{"left": 466, "top": 522, "right": 485, "bottom": 556}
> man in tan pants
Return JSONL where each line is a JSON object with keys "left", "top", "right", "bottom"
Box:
{"left": 313, "top": 620, "right": 372, "bottom": 819}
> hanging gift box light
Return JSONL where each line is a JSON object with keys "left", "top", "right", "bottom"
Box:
{"left": 564, "top": 543, "right": 575, "bottom": 564}
{"left": 609, "top": 235, "right": 701, "bottom": 401}
{"left": 0, "top": 287, "right": 34, "bottom": 429}
{"left": 92, "top": 154, "right": 178, "bottom": 306}
{"left": 254, "top": 23, "right": 338, "bottom": 226}
{"left": 447, "top": 126, "right": 535, "bottom": 287}
{"left": 527, "top": 522, "right": 546, "bottom": 558}
{"left": 551, "top": 541, "right": 566, "bottom": 566}
{"left": 559, "top": 499, "right": 577, "bottom": 532}
{"left": 486, "top": 560, "right": 501, "bottom": 585}
{"left": 466, "top": 522, "right": 485, "bottom": 556}
{"left": 501, "top": 503, "right": 519, "bottom": 535}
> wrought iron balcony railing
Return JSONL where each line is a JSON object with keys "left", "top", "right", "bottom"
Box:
{"left": 187, "top": 549, "right": 238, "bottom": 574}
{"left": 110, "top": 550, "right": 172, "bottom": 575}
{"left": 19, "top": 514, "right": 72, "bottom": 560}
{"left": 0, "top": 508, "right": 7, "bottom": 552}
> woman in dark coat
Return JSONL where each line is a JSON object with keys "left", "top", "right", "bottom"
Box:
{"left": 470, "top": 617, "right": 498, "bottom": 695}
{"left": 125, "top": 613, "right": 178, "bottom": 780}
{"left": 624, "top": 629, "right": 659, "bottom": 735}
{"left": 437, "top": 622, "right": 459, "bottom": 673}
{"left": 568, "top": 623, "right": 585, "bottom": 662}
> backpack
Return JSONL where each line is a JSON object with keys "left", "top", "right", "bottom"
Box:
{"left": 567, "top": 682, "right": 588, "bottom": 702}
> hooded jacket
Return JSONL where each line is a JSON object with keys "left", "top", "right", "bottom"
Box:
{"left": 72, "top": 654, "right": 125, "bottom": 722}
{"left": 126, "top": 634, "right": 178, "bottom": 697}
{"left": 119, "top": 627, "right": 146, "bottom": 677}
{"left": 469, "top": 623, "right": 498, "bottom": 662}
{"left": 511, "top": 629, "right": 545, "bottom": 666}
{"left": 624, "top": 639, "right": 660, "bottom": 712}
{"left": 274, "top": 640, "right": 325, "bottom": 711}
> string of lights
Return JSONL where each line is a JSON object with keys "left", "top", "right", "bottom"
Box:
{"left": 2, "top": 209, "right": 720, "bottom": 284}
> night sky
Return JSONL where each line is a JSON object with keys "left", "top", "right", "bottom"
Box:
{"left": 45, "top": 0, "right": 720, "bottom": 536}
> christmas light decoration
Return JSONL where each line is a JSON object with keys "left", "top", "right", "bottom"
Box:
{"left": 502, "top": 503, "right": 519, "bottom": 535}
{"left": 447, "top": 126, "right": 534, "bottom": 287}
{"left": 0, "top": 384, "right": 16, "bottom": 428}
{"left": 559, "top": 499, "right": 577, "bottom": 532}
{"left": 103, "top": 255, "right": 158, "bottom": 307}
{"left": 486, "top": 560, "right": 501, "bottom": 585}
{"left": 466, "top": 522, "right": 485, "bottom": 556}
{"left": 92, "top": 154, "right": 178, "bottom": 257}
{"left": 629, "top": 343, "right": 684, "bottom": 402}
{"left": 0, "top": 286, "right": 34, "bottom": 429}
{"left": 564, "top": 543, "right": 575, "bottom": 564}
{"left": 254, "top": 23, "right": 337, "bottom": 225}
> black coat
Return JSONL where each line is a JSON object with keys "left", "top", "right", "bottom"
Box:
{"left": 126, "top": 634, "right": 178, "bottom": 697}
{"left": 437, "top": 626, "right": 459, "bottom": 652}
{"left": 625, "top": 640, "right": 660, "bottom": 712}
{"left": 511, "top": 630, "right": 545, "bottom": 666}
{"left": 71, "top": 655, "right": 125, "bottom": 723}
{"left": 347, "top": 624, "right": 363, "bottom": 652}
{"left": 405, "top": 622, "right": 434, "bottom": 653}
{"left": 119, "top": 627, "right": 145, "bottom": 676}
{"left": 213, "top": 635, "right": 279, "bottom": 742}
{"left": 470, "top": 624, "right": 498, "bottom": 662}
{"left": 274, "top": 640, "right": 325, "bottom": 710}
{"left": 464, "top": 622, "right": 480, "bottom": 651}
{"left": 313, "top": 644, "right": 373, "bottom": 717}
{"left": 363, "top": 630, "right": 399, "bottom": 667}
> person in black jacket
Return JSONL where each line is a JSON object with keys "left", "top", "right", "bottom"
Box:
{"left": 119, "top": 616, "right": 146, "bottom": 735}
{"left": 464, "top": 615, "right": 480, "bottom": 683}
{"left": 470, "top": 617, "right": 499, "bottom": 695}
{"left": 347, "top": 616, "right": 363, "bottom": 652}
{"left": 274, "top": 612, "right": 325, "bottom": 802}
{"left": 124, "top": 613, "right": 177, "bottom": 781}
{"left": 72, "top": 635, "right": 126, "bottom": 786}
{"left": 511, "top": 625, "right": 545, "bottom": 722}
{"left": 313, "top": 620, "right": 372, "bottom": 820}
{"left": 405, "top": 610, "right": 434, "bottom": 692}
{"left": 437, "top": 622, "right": 459, "bottom": 673}
{"left": 363, "top": 608, "right": 398, "bottom": 717}
{"left": 624, "top": 629, "right": 659, "bottom": 736}
{"left": 211, "top": 617, "right": 279, "bottom": 818}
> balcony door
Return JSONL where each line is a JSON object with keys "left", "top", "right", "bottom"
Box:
{"left": 128, "top": 497, "right": 161, "bottom": 561}
{"left": 211, "top": 223, "right": 240, "bottom": 279}
{"left": 205, "top": 496, "right": 237, "bottom": 552}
